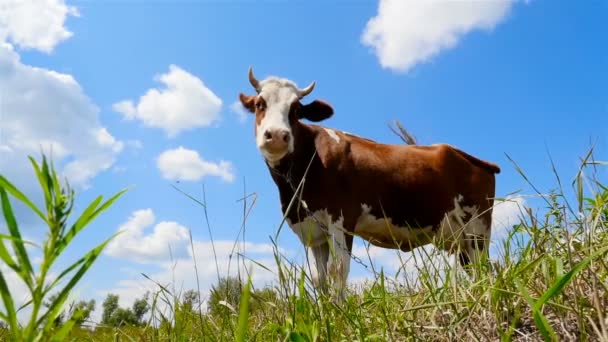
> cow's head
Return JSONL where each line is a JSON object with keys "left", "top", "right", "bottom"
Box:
{"left": 239, "top": 67, "right": 334, "bottom": 166}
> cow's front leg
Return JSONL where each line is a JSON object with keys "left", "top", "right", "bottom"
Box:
{"left": 326, "top": 218, "right": 351, "bottom": 298}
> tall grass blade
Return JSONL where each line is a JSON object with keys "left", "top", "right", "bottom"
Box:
{"left": 235, "top": 277, "right": 252, "bottom": 342}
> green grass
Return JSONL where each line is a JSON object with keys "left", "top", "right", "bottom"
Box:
{"left": 1, "top": 151, "right": 607, "bottom": 341}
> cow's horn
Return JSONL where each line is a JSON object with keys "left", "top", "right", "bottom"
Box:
{"left": 248, "top": 66, "right": 261, "bottom": 92}
{"left": 298, "top": 81, "right": 316, "bottom": 98}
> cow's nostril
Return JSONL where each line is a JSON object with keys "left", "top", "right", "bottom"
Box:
{"left": 282, "top": 132, "right": 290, "bottom": 143}
{"left": 264, "top": 131, "right": 272, "bottom": 140}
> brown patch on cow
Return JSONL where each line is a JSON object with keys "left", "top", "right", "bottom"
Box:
{"left": 239, "top": 93, "right": 255, "bottom": 111}
{"left": 253, "top": 97, "right": 267, "bottom": 130}
{"left": 238, "top": 93, "right": 268, "bottom": 137}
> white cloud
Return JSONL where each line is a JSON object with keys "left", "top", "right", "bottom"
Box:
{"left": 230, "top": 101, "right": 248, "bottom": 124}
{"left": 99, "top": 238, "right": 280, "bottom": 318}
{"left": 105, "top": 209, "right": 191, "bottom": 263}
{"left": 361, "top": 0, "right": 515, "bottom": 72}
{"left": 0, "top": 0, "right": 78, "bottom": 53}
{"left": 0, "top": 43, "right": 123, "bottom": 198}
{"left": 113, "top": 65, "right": 222, "bottom": 137}
{"left": 157, "top": 146, "right": 235, "bottom": 183}
{"left": 491, "top": 196, "right": 525, "bottom": 239}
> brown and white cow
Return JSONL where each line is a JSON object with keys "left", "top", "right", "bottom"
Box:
{"left": 239, "top": 68, "right": 500, "bottom": 292}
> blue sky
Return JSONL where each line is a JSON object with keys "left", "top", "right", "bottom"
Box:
{"left": 1, "top": 0, "right": 606, "bottom": 320}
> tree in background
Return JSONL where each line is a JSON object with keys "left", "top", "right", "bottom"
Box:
{"left": 208, "top": 277, "right": 278, "bottom": 317}
{"left": 44, "top": 294, "right": 95, "bottom": 327}
{"left": 101, "top": 293, "right": 149, "bottom": 327}
{"left": 208, "top": 276, "right": 243, "bottom": 317}
{"left": 101, "top": 294, "right": 119, "bottom": 326}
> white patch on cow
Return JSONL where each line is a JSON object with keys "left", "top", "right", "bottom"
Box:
{"left": 324, "top": 128, "right": 340, "bottom": 143}
{"left": 288, "top": 210, "right": 329, "bottom": 247}
{"left": 354, "top": 204, "right": 433, "bottom": 251}
{"left": 354, "top": 198, "right": 490, "bottom": 263}
{"left": 255, "top": 79, "right": 300, "bottom": 164}
{"left": 437, "top": 195, "right": 489, "bottom": 262}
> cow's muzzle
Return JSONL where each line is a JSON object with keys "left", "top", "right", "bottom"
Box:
{"left": 260, "top": 129, "right": 291, "bottom": 162}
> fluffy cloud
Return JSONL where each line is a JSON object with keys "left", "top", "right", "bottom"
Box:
{"left": 113, "top": 65, "right": 222, "bottom": 137}
{"left": 0, "top": 1, "right": 121, "bottom": 202}
{"left": 157, "top": 146, "right": 235, "bottom": 182}
{"left": 0, "top": 43, "right": 123, "bottom": 197}
{"left": 105, "top": 209, "right": 191, "bottom": 263}
{"left": 361, "top": 0, "right": 515, "bottom": 72}
{"left": 491, "top": 196, "right": 525, "bottom": 239}
{"left": 0, "top": 0, "right": 78, "bottom": 53}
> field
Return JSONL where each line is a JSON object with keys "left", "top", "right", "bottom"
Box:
{"left": 0, "top": 150, "right": 607, "bottom": 341}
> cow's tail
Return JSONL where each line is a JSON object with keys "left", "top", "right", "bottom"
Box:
{"left": 452, "top": 147, "right": 501, "bottom": 174}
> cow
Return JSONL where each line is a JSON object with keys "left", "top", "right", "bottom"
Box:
{"left": 239, "top": 67, "right": 500, "bottom": 293}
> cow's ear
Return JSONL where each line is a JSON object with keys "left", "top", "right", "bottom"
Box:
{"left": 299, "top": 100, "right": 334, "bottom": 122}
{"left": 239, "top": 93, "right": 256, "bottom": 113}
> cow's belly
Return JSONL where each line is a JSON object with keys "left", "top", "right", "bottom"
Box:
{"left": 287, "top": 209, "right": 330, "bottom": 247}
{"left": 354, "top": 204, "right": 434, "bottom": 251}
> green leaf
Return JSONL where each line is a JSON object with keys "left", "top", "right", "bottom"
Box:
{"left": 0, "top": 271, "right": 19, "bottom": 339}
{"left": 37, "top": 156, "right": 55, "bottom": 213}
{"left": 0, "top": 234, "right": 19, "bottom": 272}
{"left": 49, "top": 156, "right": 63, "bottom": 210}
{"left": 535, "top": 245, "right": 608, "bottom": 311}
{"left": 55, "top": 189, "right": 127, "bottom": 259}
{"left": 38, "top": 235, "right": 116, "bottom": 333}
{"left": 289, "top": 332, "right": 307, "bottom": 342}
{"left": 235, "top": 277, "right": 252, "bottom": 342}
{"left": 43, "top": 253, "right": 88, "bottom": 296}
{"left": 0, "top": 174, "right": 46, "bottom": 223}
{"left": 516, "top": 279, "right": 556, "bottom": 341}
{"left": 0, "top": 189, "right": 34, "bottom": 287}
{"left": 554, "top": 257, "right": 563, "bottom": 280}
{"left": 49, "top": 316, "right": 78, "bottom": 342}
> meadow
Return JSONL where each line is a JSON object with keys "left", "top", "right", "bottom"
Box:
{"left": 0, "top": 146, "right": 607, "bottom": 341}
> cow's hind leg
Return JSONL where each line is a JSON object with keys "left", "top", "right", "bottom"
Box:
{"left": 458, "top": 214, "right": 492, "bottom": 269}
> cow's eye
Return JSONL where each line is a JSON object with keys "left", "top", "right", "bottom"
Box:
{"left": 256, "top": 102, "right": 265, "bottom": 111}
